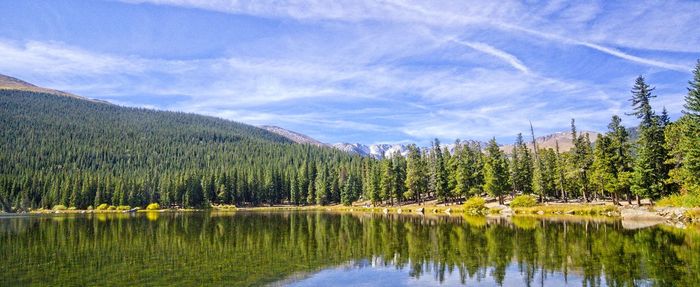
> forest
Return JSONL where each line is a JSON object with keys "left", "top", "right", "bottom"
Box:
{"left": 1, "top": 60, "right": 699, "bottom": 211}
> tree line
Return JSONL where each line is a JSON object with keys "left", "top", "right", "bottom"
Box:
{"left": 1, "top": 60, "right": 699, "bottom": 210}
{"left": 360, "top": 60, "right": 700, "bottom": 207}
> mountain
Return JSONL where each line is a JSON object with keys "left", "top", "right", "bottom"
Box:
{"left": 260, "top": 125, "right": 327, "bottom": 147}
{"left": 334, "top": 130, "right": 604, "bottom": 159}
{"left": 332, "top": 143, "right": 410, "bottom": 159}
{"left": 500, "top": 131, "right": 601, "bottom": 153}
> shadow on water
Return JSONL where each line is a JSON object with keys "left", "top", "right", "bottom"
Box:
{"left": 1, "top": 211, "right": 699, "bottom": 286}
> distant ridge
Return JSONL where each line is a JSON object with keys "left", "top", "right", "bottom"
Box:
{"left": 260, "top": 125, "right": 327, "bottom": 147}
{"left": 0, "top": 73, "right": 109, "bottom": 104}
{"left": 501, "top": 131, "right": 600, "bottom": 153}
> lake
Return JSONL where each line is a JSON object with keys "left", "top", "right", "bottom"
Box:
{"left": 1, "top": 211, "right": 698, "bottom": 286}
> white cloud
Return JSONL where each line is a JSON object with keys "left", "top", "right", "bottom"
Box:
{"left": 128, "top": 0, "right": 698, "bottom": 73}
{"left": 4, "top": 0, "right": 697, "bottom": 144}
{"left": 449, "top": 39, "right": 529, "bottom": 74}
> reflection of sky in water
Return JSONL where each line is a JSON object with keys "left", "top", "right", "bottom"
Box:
{"left": 286, "top": 261, "right": 577, "bottom": 287}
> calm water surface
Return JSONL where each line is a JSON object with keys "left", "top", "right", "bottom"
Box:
{"left": 1, "top": 212, "right": 699, "bottom": 286}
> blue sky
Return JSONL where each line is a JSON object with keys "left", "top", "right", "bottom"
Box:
{"left": 1, "top": 0, "right": 698, "bottom": 145}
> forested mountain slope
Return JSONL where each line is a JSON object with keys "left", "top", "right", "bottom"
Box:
{"left": 0, "top": 89, "right": 365, "bottom": 210}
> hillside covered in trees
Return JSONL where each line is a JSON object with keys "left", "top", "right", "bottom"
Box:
{"left": 1, "top": 60, "right": 700, "bottom": 211}
{"left": 0, "top": 90, "right": 366, "bottom": 211}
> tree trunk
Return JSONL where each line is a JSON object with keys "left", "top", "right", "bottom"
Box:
{"left": 627, "top": 192, "right": 632, "bottom": 205}
{"left": 636, "top": 195, "right": 641, "bottom": 206}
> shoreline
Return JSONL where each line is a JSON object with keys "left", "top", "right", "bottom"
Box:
{"left": 16, "top": 202, "right": 700, "bottom": 228}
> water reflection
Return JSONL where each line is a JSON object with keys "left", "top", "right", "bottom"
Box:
{"left": 0, "top": 212, "right": 698, "bottom": 286}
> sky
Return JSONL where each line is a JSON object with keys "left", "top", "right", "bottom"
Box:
{"left": 1, "top": 0, "right": 699, "bottom": 146}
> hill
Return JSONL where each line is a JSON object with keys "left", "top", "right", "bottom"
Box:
{"left": 0, "top": 78, "right": 364, "bottom": 211}
{"left": 0, "top": 73, "right": 99, "bottom": 101}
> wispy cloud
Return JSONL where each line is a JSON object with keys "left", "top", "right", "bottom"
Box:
{"left": 449, "top": 39, "right": 530, "bottom": 74}
{"left": 121, "top": 0, "right": 699, "bottom": 64}
{"left": 2, "top": 1, "right": 698, "bottom": 145}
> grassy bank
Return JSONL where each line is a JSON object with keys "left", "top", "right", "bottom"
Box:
{"left": 512, "top": 204, "right": 619, "bottom": 216}
{"left": 27, "top": 202, "right": 696, "bottom": 221}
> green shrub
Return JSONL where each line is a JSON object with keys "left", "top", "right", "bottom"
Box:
{"left": 510, "top": 195, "right": 538, "bottom": 208}
{"left": 67, "top": 207, "right": 77, "bottom": 210}
{"left": 657, "top": 194, "right": 700, "bottom": 207}
{"left": 95, "top": 203, "right": 109, "bottom": 210}
{"left": 463, "top": 197, "right": 487, "bottom": 214}
{"left": 146, "top": 203, "right": 160, "bottom": 210}
{"left": 52, "top": 205, "right": 67, "bottom": 211}
{"left": 116, "top": 205, "right": 131, "bottom": 210}
{"left": 108, "top": 205, "right": 116, "bottom": 210}
{"left": 87, "top": 205, "right": 93, "bottom": 210}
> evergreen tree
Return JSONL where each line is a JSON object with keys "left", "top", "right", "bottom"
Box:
{"left": 380, "top": 159, "right": 394, "bottom": 205}
{"left": 554, "top": 141, "right": 567, "bottom": 201}
{"left": 628, "top": 76, "right": 668, "bottom": 202}
{"left": 533, "top": 148, "right": 558, "bottom": 200}
{"left": 667, "top": 61, "right": 700, "bottom": 194}
{"left": 607, "top": 115, "right": 633, "bottom": 204}
{"left": 341, "top": 174, "right": 361, "bottom": 206}
{"left": 306, "top": 162, "right": 317, "bottom": 205}
{"left": 315, "top": 166, "right": 329, "bottom": 205}
{"left": 510, "top": 133, "right": 533, "bottom": 195}
{"left": 684, "top": 59, "right": 700, "bottom": 121}
{"left": 570, "top": 119, "right": 593, "bottom": 202}
{"left": 290, "top": 175, "right": 299, "bottom": 205}
{"left": 391, "top": 151, "right": 407, "bottom": 205}
{"left": 484, "top": 138, "right": 509, "bottom": 205}
{"left": 405, "top": 144, "right": 427, "bottom": 204}
{"left": 448, "top": 140, "right": 462, "bottom": 198}
{"left": 430, "top": 139, "right": 449, "bottom": 203}
{"left": 592, "top": 134, "right": 615, "bottom": 201}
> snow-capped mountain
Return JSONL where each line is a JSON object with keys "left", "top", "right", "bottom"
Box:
{"left": 332, "top": 143, "right": 370, "bottom": 156}
{"left": 264, "top": 124, "right": 601, "bottom": 158}
{"left": 332, "top": 143, "right": 409, "bottom": 159}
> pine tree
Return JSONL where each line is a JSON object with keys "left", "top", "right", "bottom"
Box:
{"left": 591, "top": 134, "right": 615, "bottom": 201}
{"left": 667, "top": 61, "right": 700, "bottom": 194}
{"left": 570, "top": 119, "right": 593, "bottom": 201}
{"left": 94, "top": 181, "right": 103, "bottom": 207}
{"left": 684, "top": 60, "right": 700, "bottom": 121}
{"left": 448, "top": 140, "right": 461, "bottom": 198}
{"left": 607, "top": 115, "right": 633, "bottom": 204}
{"left": 387, "top": 152, "right": 406, "bottom": 205}
{"left": 341, "top": 174, "right": 360, "bottom": 206}
{"left": 484, "top": 138, "right": 509, "bottom": 205}
{"left": 380, "top": 159, "right": 394, "bottom": 205}
{"left": 306, "top": 162, "right": 316, "bottom": 205}
{"left": 290, "top": 175, "right": 299, "bottom": 205}
{"left": 533, "top": 148, "right": 558, "bottom": 199}
{"left": 405, "top": 144, "right": 427, "bottom": 204}
{"left": 554, "top": 141, "right": 567, "bottom": 201}
{"left": 510, "top": 133, "right": 533, "bottom": 195}
{"left": 629, "top": 76, "right": 668, "bottom": 202}
{"left": 430, "top": 139, "right": 449, "bottom": 203}
{"left": 315, "top": 166, "right": 329, "bottom": 205}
